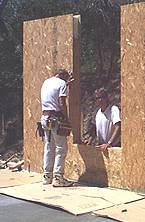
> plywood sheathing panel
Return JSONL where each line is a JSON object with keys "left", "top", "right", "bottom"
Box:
{"left": 65, "top": 135, "right": 122, "bottom": 188}
{"left": 23, "top": 14, "right": 122, "bottom": 187}
{"left": 1, "top": 183, "right": 142, "bottom": 216}
{"left": 23, "top": 5, "right": 145, "bottom": 191}
{"left": 0, "top": 169, "right": 42, "bottom": 188}
{"left": 69, "top": 15, "right": 81, "bottom": 143}
{"left": 23, "top": 15, "right": 73, "bottom": 172}
{"left": 95, "top": 199, "right": 145, "bottom": 222}
{"left": 121, "top": 3, "right": 145, "bottom": 191}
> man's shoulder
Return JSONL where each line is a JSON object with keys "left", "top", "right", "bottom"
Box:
{"left": 43, "top": 76, "right": 65, "bottom": 84}
{"left": 94, "top": 108, "right": 101, "bottom": 117}
{"left": 110, "top": 104, "right": 120, "bottom": 111}
{"left": 51, "top": 76, "right": 66, "bottom": 85}
{"left": 46, "top": 76, "right": 54, "bottom": 82}
{"left": 43, "top": 77, "right": 52, "bottom": 84}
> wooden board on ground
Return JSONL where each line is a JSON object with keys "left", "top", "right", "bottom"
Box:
{"left": 0, "top": 182, "right": 143, "bottom": 215}
{"left": 94, "top": 198, "right": 145, "bottom": 222}
{"left": 0, "top": 169, "right": 42, "bottom": 188}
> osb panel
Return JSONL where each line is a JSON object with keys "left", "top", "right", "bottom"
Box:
{"left": 23, "top": 5, "right": 145, "bottom": 191}
{"left": 23, "top": 15, "right": 73, "bottom": 172}
{"left": 69, "top": 16, "right": 81, "bottom": 143}
{"left": 65, "top": 135, "right": 122, "bottom": 188}
{"left": 121, "top": 3, "right": 145, "bottom": 191}
{"left": 23, "top": 14, "right": 123, "bottom": 187}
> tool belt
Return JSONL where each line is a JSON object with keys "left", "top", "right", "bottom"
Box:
{"left": 46, "top": 116, "right": 71, "bottom": 137}
{"left": 45, "top": 117, "right": 71, "bottom": 138}
{"left": 57, "top": 119, "right": 71, "bottom": 137}
{"left": 43, "top": 110, "right": 71, "bottom": 136}
{"left": 42, "top": 110, "right": 57, "bottom": 117}
{"left": 36, "top": 111, "right": 71, "bottom": 141}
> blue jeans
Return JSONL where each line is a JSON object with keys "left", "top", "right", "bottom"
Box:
{"left": 41, "top": 115, "right": 68, "bottom": 177}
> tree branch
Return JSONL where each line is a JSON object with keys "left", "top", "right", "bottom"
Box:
{"left": 0, "top": 0, "right": 9, "bottom": 36}
{"left": 0, "top": 0, "right": 8, "bottom": 16}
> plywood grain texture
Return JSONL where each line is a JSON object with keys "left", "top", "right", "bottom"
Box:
{"left": 23, "top": 4, "right": 145, "bottom": 191}
{"left": 121, "top": 3, "right": 145, "bottom": 191}
{"left": 69, "top": 15, "right": 81, "bottom": 143}
{"left": 23, "top": 15, "right": 74, "bottom": 172}
{"left": 23, "top": 14, "right": 123, "bottom": 188}
{"left": 66, "top": 134, "right": 122, "bottom": 188}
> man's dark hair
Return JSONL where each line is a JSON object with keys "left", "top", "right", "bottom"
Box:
{"left": 54, "top": 69, "right": 69, "bottom": 81}
{"left": 95, "top": 87, "right": 109, "bottom": 101}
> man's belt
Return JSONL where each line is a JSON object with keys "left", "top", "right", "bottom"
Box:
{"left": 42, "top": 110, "right": 64, "bottom": 119}
{"left": 42, "top": 110, "right": 56, "bottom": 117}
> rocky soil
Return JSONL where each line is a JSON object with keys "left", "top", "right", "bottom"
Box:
{"left": 0, "top": 140, "right": 23, "bottom": 169}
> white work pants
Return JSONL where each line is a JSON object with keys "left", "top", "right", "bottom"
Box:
{"left": 41, "top": 115, "right": 68, "bottom": 177}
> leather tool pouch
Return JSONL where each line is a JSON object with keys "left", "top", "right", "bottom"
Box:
{"left": 57, "top": 121, "right": 71, "bottom": 136}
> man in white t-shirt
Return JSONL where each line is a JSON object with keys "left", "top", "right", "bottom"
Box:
{"left": 84, "top": 88, "right": 121, "bottom": 151}
{"left": 41, "top": 69, "right": 73, "bottom": 187}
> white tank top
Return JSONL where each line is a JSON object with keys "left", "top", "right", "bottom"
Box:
{"left": 95, "top": 105, "right": 121, "bottom": 145}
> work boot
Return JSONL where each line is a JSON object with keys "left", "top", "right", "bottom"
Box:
{"left": 52, "top": 175, "right": 74, "bottom": 187}
{"left": 43, "top": 174, "right": 52, "bottom": 185}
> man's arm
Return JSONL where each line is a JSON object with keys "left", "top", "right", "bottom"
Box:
{"left": 58, "top": 96, "right": 68, "bottom": 120}
{"left": 107, "top": 121, "right": 121, "bottom": 146}
{"left": 99, "top": 121, "right": 121, "bottom": 151}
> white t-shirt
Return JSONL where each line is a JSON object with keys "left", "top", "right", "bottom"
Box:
{"left": 95, "top": 105, "right": 121, "bottom": 146}
{"left": 41, "top": 76, "right": 67, "bottom": 111}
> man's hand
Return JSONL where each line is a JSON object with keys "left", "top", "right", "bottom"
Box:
{"left": 67, "top": 70, "right": 74, "bottom": 85}
{"left": 82, "top": 136, "right": 93, "bottom": 145}
{"left": 99, "top": 143, "right": 111, "bottom": 152}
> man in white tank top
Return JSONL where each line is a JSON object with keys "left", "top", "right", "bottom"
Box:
{"left": 41, "top": 69, "right": 73, "bottom": 187}
{"left": 84, "top": 88, "right": 121, "bottom": 152}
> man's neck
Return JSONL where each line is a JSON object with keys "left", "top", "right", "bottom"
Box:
{"left": 101, "top": 103, "right": 109, "bottom": 112}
